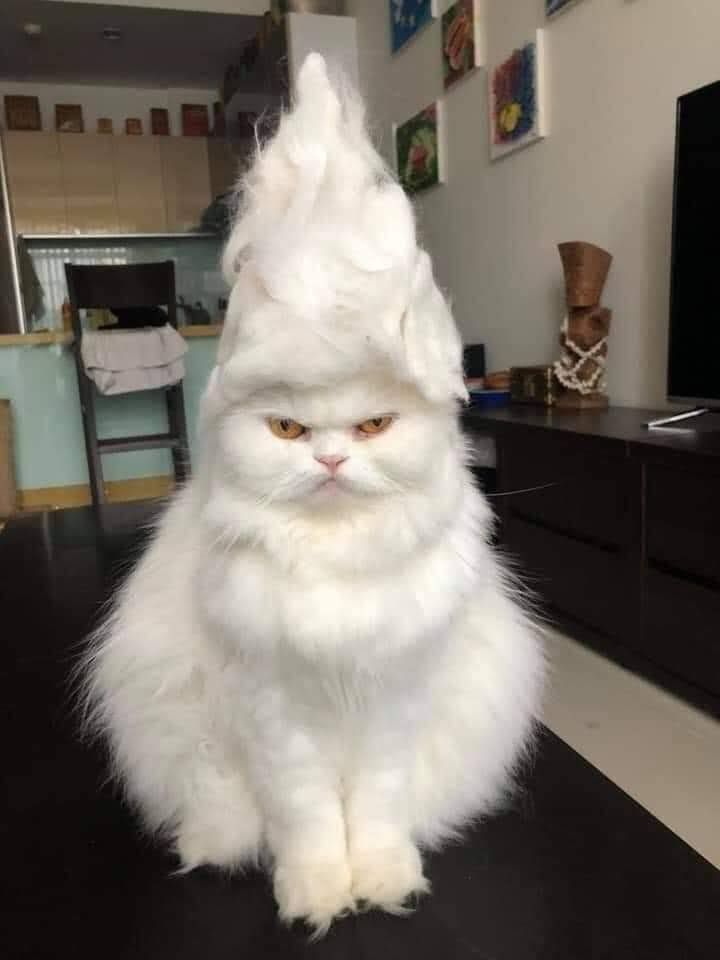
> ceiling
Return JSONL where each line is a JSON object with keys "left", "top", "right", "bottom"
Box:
{"left": 0, "top": 1, "right": 261, "bottom": 89}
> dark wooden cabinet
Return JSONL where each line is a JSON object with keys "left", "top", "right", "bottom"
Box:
{"left": 464, "top": 406, "right": 720, "bottom": 711}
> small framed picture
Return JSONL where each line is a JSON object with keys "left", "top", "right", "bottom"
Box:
{"left": 391, "top": 0, "right": 438, "bottom": 54}
{"left": 489, "top": 30, "right": 548, "bottom": 161}
{"left": 55, "top": 104, "right": 84, "bottom": 133}
{"left": 151, "top": 108, "right": 169, "bottom": 136}
{"left": 4, "top": 95, "right": 41, "bottom": 131}
{"left": 182, "top": 103, "right": 209, "bottom": 137}
{"left": 97, "top": 117, "right": 113, "bottom": 134}
{"left": 394, "top": 101, "right": 445, "bottom": 195}
{"left": 442, "top": 0, "right": 483, "bottom": 89}
{"left": 125, "top": 118, "right": 143, "bottom": 135}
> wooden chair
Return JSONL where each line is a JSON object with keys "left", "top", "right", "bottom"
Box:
{"left": 65, "top": 261, "right": 191, "bottom": 508}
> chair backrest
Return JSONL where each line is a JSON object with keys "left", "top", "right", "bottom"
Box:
{"left": 64, "top": 261, "right": 178, "bottom": 339}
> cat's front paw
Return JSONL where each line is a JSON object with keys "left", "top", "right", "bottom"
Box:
{"left": 350, "top": 840, "right": 429, "bottom": 914}
{"left": 273, "top": 860, "right": 354, "bottom": 937}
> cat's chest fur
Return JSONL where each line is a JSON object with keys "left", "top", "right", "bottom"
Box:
{"left": 199, "top": 523, "right": 477, "bottom": 664}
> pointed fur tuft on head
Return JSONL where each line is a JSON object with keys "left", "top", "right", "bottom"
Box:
{"left": 216, "top": 53, "right": 466, "bottom": 406}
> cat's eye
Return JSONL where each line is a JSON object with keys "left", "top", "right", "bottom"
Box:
{"left": 357, "top": 416, "right": 394, "bottom": 436}
{"left": 268, "top": 417, "right": 307, "bottom": 440}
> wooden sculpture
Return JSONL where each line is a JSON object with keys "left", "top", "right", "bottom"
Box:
{"left": 553, "top": 241, "right": 613, "bottom": 409}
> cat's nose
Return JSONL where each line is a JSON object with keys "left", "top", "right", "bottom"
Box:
{"left": 314, "top": 454, "right": 347, "bottom": 475}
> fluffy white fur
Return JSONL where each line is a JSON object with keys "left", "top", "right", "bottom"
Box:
{"left": 83, "top": 55, "right": 544, "bottom": 935}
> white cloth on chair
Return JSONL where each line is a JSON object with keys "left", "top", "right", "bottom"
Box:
{"left": 81, "top": 324, "right": 188, "bottom": 396}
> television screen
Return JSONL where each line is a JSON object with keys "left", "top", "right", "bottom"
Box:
{"left": 668, "top": 79, "right": 720, "bottom": 405}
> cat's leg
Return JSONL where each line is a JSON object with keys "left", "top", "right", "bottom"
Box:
{"left": 174, "top": 753, "right": 263, "bottom": 872}
{"left": 263, "top": 753, "right": 354, "bottom": 932}
{"left": 268, "top": 779, "right": 354, "bottom": 935}
{"left": 242, "top": 668, "right": 354, "bottom": 933}
{"left": 346, "top": 760, "right": 430, "bottom": 913}
{"left": 344, "top": 671, "right": 429, "bottom": 913}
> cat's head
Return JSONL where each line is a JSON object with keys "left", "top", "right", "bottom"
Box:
{"left": 215, "top": 54, "right": 467, "bottom": 410}
{"left": 202, "top": 55, "right": 469, "bottom": 532}
{"left": 212, "top": 374, "right": 459, "bottom": 512}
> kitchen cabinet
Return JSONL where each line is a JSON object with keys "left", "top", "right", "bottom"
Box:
{"left": 112, "top": 136, "right": 167, "bottom": 233}
{"left": 160, "top": 137, "right": 211, "bottom": 232}
{"left": 3, "top": 132, "right": 67, "bottom": 234}
{"left": 59, "top": 134, "right": 118, "bottom": 234}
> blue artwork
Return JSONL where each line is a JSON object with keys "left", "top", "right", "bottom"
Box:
{"left": 490, "top": 30, "right": 547, "bottom": 160}
{"left": 390, "top": 0, "right": 436, "bottom": 54}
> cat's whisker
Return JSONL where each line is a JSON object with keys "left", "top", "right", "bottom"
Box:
{"left": 256, "top": 472, "right": 299, "bottom": 508}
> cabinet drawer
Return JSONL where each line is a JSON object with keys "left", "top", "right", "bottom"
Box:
{"left": 504, "top": 514, "right": 633, "bottom": 639}
{"left": 643, "top": 570, "right": 720, "bottom": 697}
{"left": 500, "top": 433, "right": 633, "bottom": 548}
{"left": 646, "top": 463, "right": 720, "bottom": 585}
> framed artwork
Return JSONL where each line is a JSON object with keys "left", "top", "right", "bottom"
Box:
{"left": 55, "top": 104, "right": 83, "bottom": 133}
{"left": 4, "top": 95, "right": 41, "bottom": 131}
{"left": 489, "top": 30, "right": 547, "bottom": 160}
{"left": 391, "top": 0, "right": 438, "bottom": 54}
{"left": 442, "top": 0, "right": 483, "bottom": 89}
{"left": 394, "top": 101, "right": 445, "bottom": 195}
{"left": 125, "top": 118, "right": 143, "bottom": 135}
{"left": 182, "top": 103, "right": 209, "bottom": 137}
{"left": 151, "top": 108, "right": 169, "bottom": 135}
{"left": 97, "top": 118, "right": 113, "bottom": 134}
{"left": 546, "top": 0, "right": 581, "bottom": 16}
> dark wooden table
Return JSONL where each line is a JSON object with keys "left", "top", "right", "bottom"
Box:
{"left": 462, "top": 405, "right": 720, "bottom": 714}
{"left": 2, "top": 504, "right": 719, "bottom": 959}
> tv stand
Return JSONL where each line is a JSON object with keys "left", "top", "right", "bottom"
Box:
{"left": 646, "top": 406, "right": 719, "bottom": 429}
{"left": 464, "top": 405, "right": 720, "bottom": 716}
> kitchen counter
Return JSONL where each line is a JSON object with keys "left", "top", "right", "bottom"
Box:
{"left": 0, "top": 324, "right": 222, "bottom": 347}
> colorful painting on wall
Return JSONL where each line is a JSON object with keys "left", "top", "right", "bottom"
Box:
{"left": 394, "top": 102, "right": 444, "bottom": 195}
{"left": 442, "top": 0, "right": 482, "bottom": 88}
{"left": 489, "top": 30, "right": 547, "bottom": 160}
{"left": 390, "top": 0, "right": 438, "bottom": 54}
{"left": 546, "top": 0, "right": 580, "bottom": 16}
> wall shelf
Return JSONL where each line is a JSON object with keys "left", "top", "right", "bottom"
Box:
{"left": 21, "top": 232, "right": 220, "bottom": 242}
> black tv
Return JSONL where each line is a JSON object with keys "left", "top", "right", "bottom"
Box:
{"left": 667, "top": 79, "right": 720, "bottom": 407}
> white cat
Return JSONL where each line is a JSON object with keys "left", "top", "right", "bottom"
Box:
{"left": 83, "top": 55, "right": 544, "bottom": 935}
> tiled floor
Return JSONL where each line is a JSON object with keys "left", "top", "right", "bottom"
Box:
{"left": 543, "top": 629, "right": 720, "bottom": 870}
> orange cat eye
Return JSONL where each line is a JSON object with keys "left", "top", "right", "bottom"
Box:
{"left": 357, "top": 416, "right": 394, "bottom": 436}
{"left": 268, "top": 418, "right": 307, "bottom": 440}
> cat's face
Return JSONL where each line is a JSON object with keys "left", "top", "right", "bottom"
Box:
{"left": 216, "top": 376, "right": 455, "bottom": 510}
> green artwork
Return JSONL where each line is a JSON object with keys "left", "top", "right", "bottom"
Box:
{"left": 394, "top": 103, "right": 442, "bottom": 195}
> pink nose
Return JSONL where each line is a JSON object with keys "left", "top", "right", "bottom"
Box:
{"left": 314, "top": 454, "right": 347, "bottom": 475}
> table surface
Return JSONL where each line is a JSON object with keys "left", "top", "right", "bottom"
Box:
{"left": 464, "top": 404, "right": 720, "bottom": 460}
{"left": 2, "top": 503, "right": 719, "bottom": 960}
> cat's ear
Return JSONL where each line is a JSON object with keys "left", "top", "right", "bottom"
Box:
{"left": 401, "top": 251, "right": 468, "bottom": 405}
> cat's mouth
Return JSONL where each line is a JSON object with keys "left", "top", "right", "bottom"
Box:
{"left": 314, "top": 475, "right": 345, "bottom": 497}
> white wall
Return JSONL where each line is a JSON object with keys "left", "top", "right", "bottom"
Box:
{"left": 0, "top": 81, "right": 218, "bottom": 137}
{"left": 287, "top": 12, "right": 359, "bottom": 88}
{"left": 347, "top": 0, "right": 720, "bottom": 408}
